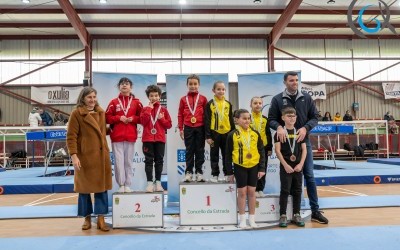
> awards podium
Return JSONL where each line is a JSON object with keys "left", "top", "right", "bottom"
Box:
{"left": 179, "top": 182, "right": 238, "bottom": 226}
{"left": 112, "top": 192, "right": 164, "bottom": 228}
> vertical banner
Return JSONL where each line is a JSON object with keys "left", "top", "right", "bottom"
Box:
{"left": 92, "top": 72, "right": 157, "bottom": 198}
{"left": 166, "top": 74, "right": 229, "bottom": 203}
{"left": 237, "top": 72, "right": 301, "bottom": 195}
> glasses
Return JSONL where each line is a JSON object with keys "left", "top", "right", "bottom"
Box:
{"left": 285, "top": 115, "right": 296, "bottom": 118}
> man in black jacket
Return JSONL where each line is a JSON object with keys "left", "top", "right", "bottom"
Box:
{"left": 268, "top": 71, "right": 328, "bottom": 224}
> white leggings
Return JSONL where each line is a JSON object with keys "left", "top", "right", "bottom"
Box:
{"left": 112, "top": 142, "right": 135, "bottom": 187}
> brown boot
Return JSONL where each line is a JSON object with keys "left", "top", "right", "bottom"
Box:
{"left": 97, "top": 215, "right": 110, "bottom": 232}
{"left": 81, "top": 215, "right": 91, "bottom": 230}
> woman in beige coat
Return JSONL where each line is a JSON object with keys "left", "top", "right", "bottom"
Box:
{"left": 67, "top": 87, "right": 112, "bottom": 232}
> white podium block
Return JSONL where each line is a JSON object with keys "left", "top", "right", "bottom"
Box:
{"left": 255, "top": 195, "right": 293, "bottom": 223}
{"left": 112, "top": 192, "right": 164, "bottom": 228}
{"left": 179, "top": 182, "right": 237, "bottom": 226}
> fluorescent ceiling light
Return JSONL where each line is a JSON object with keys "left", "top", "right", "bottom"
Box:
{"left": 99, "top": 0, "right": 107, "bottom": 4}
{"left": 179, "top": 0, "right": 187, "bottom": 4}
{"left": 22, "top": 0, "right": 30, "bottom": 4}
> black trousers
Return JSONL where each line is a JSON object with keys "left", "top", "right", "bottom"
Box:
{"left": 256, "top": 147, "right": 269, "bottom": 192}
{"left": 210, "top": 131, "right": 228, "bottom": 177}
{"left": 143, "top": 142, "right": 165, "bottom": 181}
{"left": 279, "top": 165, "right": 303, "bottom": 216}
{"left": 184, "top": 126, "right": 205, "bottom": 174}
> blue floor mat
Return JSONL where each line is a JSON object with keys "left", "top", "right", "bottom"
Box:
{"left": 0, "top": 225, "right": 399, "bottom": 250}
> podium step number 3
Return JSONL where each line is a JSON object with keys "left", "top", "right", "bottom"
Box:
{"left": 255, "top": 195, "right": 293, "bottom": 223}
{"left": 112, "top": 193, "right": 164, "bottom": 228}
{"left": 180, "top": 183, "right": 238, "bottom": 226}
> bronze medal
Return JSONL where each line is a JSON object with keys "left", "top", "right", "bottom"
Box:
{"left": 151, "top": 128, "right": 157, "bottom": 135}
{"left": 219, "top": 125, "right": 224, "bottom": 130}
{"left": 290, "top": 154, "right": 296, "bottom": 162}
{"left": 190, "top": 116, "right": 197, "bottom": 124}
{"left": 246, "top": 153, "right": 252, "bottom": 159}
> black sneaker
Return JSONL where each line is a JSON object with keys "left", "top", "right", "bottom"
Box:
{"left": 311, "top": 211, "right": 329, "bottom": 224}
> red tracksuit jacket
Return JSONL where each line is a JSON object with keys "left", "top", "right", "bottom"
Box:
{"left": 140, "top": 102, "right": 172, "bottom": 143}
{"left": 178, "top": 91, "right": 207, "bottom": 131}
{"left": 105, "top": 93, "right": 143, "bottom": 142}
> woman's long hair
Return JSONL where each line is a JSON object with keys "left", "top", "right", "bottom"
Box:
{"left": 75, "top": 87, "right": 99, "bottom": 108}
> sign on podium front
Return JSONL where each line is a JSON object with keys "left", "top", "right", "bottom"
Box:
{"left": 112, "top": 192, "right": 164, "bottom": 228}
{"left": 255, "top": 195, "right": 293, "bottom": 222}
{"left": 179, "top": 182, "right": 237, "bottom": 226}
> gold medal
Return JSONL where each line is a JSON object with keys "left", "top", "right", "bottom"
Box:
{"left": 219, "top": 125, "right": 224, "bottom": 130}
{"left": 290, "top": 155, "right": 296, "bottom": 162}
{"left": 246, "top": 153, "right": 252, "bottom": 159}
{"left": 190, "top": 116, "right": 197, "bottom": 123}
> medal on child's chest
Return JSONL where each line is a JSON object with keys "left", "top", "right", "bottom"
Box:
{"left": 213, "top": 97, "right": 226, "bottom": 129}
{"left": 240, "top": 128, "right": 252, "bottom": 160}
{"left": 285, "top": 127, "right": 297, "bottom": 162}
{"left": 150, "top": 105, "right": 162, "bottom": 135}
{"left": 117, "top": 95, "right": 133, "bottom": 116}
{"left": 186, "top": 94, "right": 200, "bottom": 124}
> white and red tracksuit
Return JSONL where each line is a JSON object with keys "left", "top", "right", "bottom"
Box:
{"left": 106, "top": 93, "right": 142, "bottom": 187}
{"left": 140, "top": 102, "right": 172, "bottom": 181}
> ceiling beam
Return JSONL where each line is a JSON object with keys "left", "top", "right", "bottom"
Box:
{"left": 1, "top": 8, "right": 400, "bottom": 15}
{"left": 2, "top": 22, "right": 399, "bottom": 28}
{"left": 1, "top": 34, "right": 399, "bottom": 40}
{"left": 269, "top": 0, "right": 303, "bottom": 46}
{"left": 57, "top": 0, "right": 89, "bottom": 47}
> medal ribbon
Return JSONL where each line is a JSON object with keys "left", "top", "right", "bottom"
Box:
{"left": 150, "top": 104, "right": 162, "bottom": 129}
{"left": 240, "top": 127, "right": 252, "bottom": 153}
{"left": 284, "top": 127, "right": 297, "bottom": 156}
{"left": 251, "top": 113, "right": 262, "bottom": 133}
{"left": 117, "top": 95, "right": 133, "bottom": 116}
{"left": 186, "top": 93, "right": 200, "bottom": 117}
{"left": 213, "top": 97, "right": 226, "bottom": 123}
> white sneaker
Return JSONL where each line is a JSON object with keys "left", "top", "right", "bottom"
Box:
{"left": 124, "top": 186, "right": 132, "bottom": 193}
{"left": 146, "top": 182, "right": 154, "bottom": 193}
{"left": 155, "top": 181, "right": 164, "bottom": 192}
{"left": 249, "top": 215, "right": 258, "bottom": 228}
{"left": 238, "top": 214, "right": 247, "bottom": 228}
{"left": 196, "top": 174, "right": 205, "bottom": 182}
{"left": 184, "top": 173, "right": 192, "bottom": 182}
{"left": 210, "top": 176, "right": 218, "bottom": 183}
{"left": 117, "top": 186, "right": 125, "bottom": 193}
{"left": 256, "top": 191, "right": 264, "bottom": 197}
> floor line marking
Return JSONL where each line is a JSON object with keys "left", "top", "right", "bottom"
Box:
{"left": 318, "top": 189, "right": 367, "bottom": 196}
{"left": 329, "top": 186, "right": 367, "bottom": 196}
{"left": 24, "top": 194, "right": 55, "bottom": 206}
{"left": 29, "top": 195, "right": 78, "bottom": 206}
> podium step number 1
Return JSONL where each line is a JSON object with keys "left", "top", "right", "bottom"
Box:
{"left": 180, "top": 183, "right": 238, "bottom": 226}
{"left": 112, "top": 193, "right": 164, "bottom": 228}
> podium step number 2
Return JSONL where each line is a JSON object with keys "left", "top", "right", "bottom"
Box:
{"left": 112, "top": 193, "right": 164, "bottom": 228}
{"left": 180, "top": 183, "right": 238, "bottom": 226}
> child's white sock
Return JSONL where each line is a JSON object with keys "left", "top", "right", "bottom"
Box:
{"left": 249, "top": 214, "right": 257, "bottom": 228}
{"left": 238, "top": 214, "right": 247, "bottom": 228}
